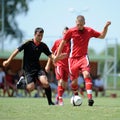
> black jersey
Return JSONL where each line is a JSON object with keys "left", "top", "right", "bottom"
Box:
{"left": 17, "top": 39, "right": 52, "bottom": 73}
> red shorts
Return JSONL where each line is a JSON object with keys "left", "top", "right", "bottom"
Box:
{"left": 55, "top": 66, "right": 69, "bottom": 82}
{"left": 68, "top": 55, "right": 90, "bottom": 80}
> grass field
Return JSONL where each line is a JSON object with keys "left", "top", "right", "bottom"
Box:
{"left": 0, "top": 96, "right": 120, "bottom": 120}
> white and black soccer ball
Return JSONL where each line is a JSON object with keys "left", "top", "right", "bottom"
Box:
{"left": 70, "top": 95, "right": 82, "bottom": 106}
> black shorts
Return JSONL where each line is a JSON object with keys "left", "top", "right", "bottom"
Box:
{"left": 25, "top": 69, "right": 46, "bottom": 84}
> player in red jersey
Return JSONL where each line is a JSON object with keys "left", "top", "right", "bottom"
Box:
{"left": 45, "top": 27, "right": 70, "bottom": 106}
{"left": 54, "top": 15, "right": 111, "bottom": 106}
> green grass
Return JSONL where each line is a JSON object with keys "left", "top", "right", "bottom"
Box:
{"left": 0, "top": 97, "right": 120, "bottom": 120}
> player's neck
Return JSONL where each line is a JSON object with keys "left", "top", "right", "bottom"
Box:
{"left": 79, "top": 27, "right": 84, "bottom": 31}
{"left": 78, "top": 27, "right": 84, "bottom": 33}
{"left": 33, "top": 39, "right": 40, "bottom": 46}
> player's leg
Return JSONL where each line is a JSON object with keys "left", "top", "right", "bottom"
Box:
{"left": 70, "top": 78, "right": 79, "bottom": 95}
{"left": 17, "top": 72, "right": 35, "bottom": 93}
{"left": 26, "top": 82, "right": 35, "bottom": 92}
{"left": 81, "top": 55, "right": 94, "bottom": 106}
{"left": 83, "top": 71, "right": 92, "bottom": 99}
{"left": 55, "top": 66, "right": 68, "bottom": 105}
{"left": 56, "top": 80, "right": 67, "bottom": 105}
{"left": 55, "top": 67, "right": 62, "bottom": 105}
{"left": 16, "top": 76, "right": 26, "bottom": 89}
{"left": 38, "top": 73, "right": 54, "bottom": 105}
{"left": 82, "top": 71, "right": 94, "bottom": 106}
{"left": 69, "top": 58, "right": 79, "bottom": 96}
{"left": 16, "top": 69, "right": 25, "bottom": 89}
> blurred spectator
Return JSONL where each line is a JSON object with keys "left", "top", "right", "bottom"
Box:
{"left": 93, "top": 75, "right": 105, "bottom": 97}
{"left": 0, "top": 66, "right": 6, "bottom": 96}
{"left": 5, "top": 68, "right": 18, "bottom": 97}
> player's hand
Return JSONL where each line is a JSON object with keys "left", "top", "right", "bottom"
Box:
{"left": 54, "top": 53, "right": 67, "bottom": 63}
{"left": 53, "top": 56, "right": 57, "bottom": 63}
{"left": 105, "top": 21, "right": 111, "bottom": 28}
{"left": 3, "top": 60, "right": 9, "bottom": 67}
{"left": 59, "top": 53, "right": 68, "bottom": 59}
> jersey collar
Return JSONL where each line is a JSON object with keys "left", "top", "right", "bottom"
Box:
{"left": 33, "top": 39, "right": 40, "bottom": 46}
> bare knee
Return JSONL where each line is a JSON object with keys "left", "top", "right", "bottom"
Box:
{"left": 71, "top": 79, "right": 79, "bottom": 91}
{"left": 26, "top": 83, "right": 35, "bottom": 92}
{"left": 82, "top": 71, "right": 91, "bottom": 78}
{"left": 71, "top": 79, "right": 78, "bottom": 86}
{"left": 42, "top": 81, "right": 49, "bottom": 88}
{"left": 58, "top": 80, "right": 67, "bottom": 89}
{"left": 39, "top": 76, "right": 49, "bottom": 88}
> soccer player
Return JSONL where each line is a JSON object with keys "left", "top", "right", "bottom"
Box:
{"left": 3, "top": 27, "right": 66, "bottom": 105}
{"left": 45, "top": 27, "right": 70, "bottom": 105}
{"left": 54, "top": 15, "right": 111, "bottom": 106}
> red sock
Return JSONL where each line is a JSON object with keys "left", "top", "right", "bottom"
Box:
{"left": 84, "top": 77, "right": 93, "bottom": 99}
{"left": 57, "top": 86, "right": 64, "bottom": 98}
{"left": 71, "top": 84, "right": 79, "bottom": 95}
{"left": 80, "top": 89, "right": 84, "bottom": 96}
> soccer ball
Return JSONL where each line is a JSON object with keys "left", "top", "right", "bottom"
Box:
{"left": 70, "top": 95, "right": 82, "bottom": 106}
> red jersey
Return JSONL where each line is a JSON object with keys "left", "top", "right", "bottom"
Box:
{"left": 52, "top": 38, "right": 70, "bottom": 67}
{"left": 63, "top": 26, "right": 100, "bottom": 58}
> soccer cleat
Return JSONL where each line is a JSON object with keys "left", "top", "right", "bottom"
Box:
{"left": 49, "top": 102, "right": 55, "bottom": 105}
{"left": 88, "top": 99, "right": 94, "bottom": 106}
{"left": 59, "top": 98, "right": 64, "bottom": 106}
{"left": 55, "top": 96, "right": 59, "bottom": 105}
{"left": 16, "top": 76, "right": 26, "bottom": 89}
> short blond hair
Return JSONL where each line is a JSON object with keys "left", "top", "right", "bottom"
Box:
{"left": 77, "top": 15, "right": 85, "bottom": 21}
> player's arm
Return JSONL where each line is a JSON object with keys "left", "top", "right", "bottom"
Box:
{"left": 3, "top": 49, "right": 19, "bottom": 67}
{"left": 43, "top": 41, "right": 67, "bottom": 63}
{"left": 45, "top": 41, "right": 56, "bottom": 73}
{"left": 45, "top": 57, "right": 52, "bottom": 73}
{"left": 54, "top": 40, "right": 66, "bottom": 62}
{"left": 49, "top": 52, "right": 67, "bottom": 63}
{"left": 98, "top": 21, "right": 111, "bottom": 39}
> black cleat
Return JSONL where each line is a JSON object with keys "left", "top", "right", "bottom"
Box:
{"left": 16, "top": 76, "right": 26, "bottom": 89}
{"left": 49, "top": 102, "right": 55, "bottom": 105}
{"left": 88, "top": 99, "right": 94, "bottom": 106}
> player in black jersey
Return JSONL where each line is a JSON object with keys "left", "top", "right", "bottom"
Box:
{"left": 3, "top": 27, "right": 66, "bottom": 105}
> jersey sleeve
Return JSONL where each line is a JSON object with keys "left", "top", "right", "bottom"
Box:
{"left": 90, "top": 28, "right": 101, "bottom": 38}
{"left": 17, "top": 40, "right": 31, "bottom": 52}
{"left": 42, "top": 43, "right": 52, "bottom": 56}
{"left": 63, "top": 29, "right": 72, "bottom": 42}
{"left": 17, "top": 43, "right": 26, "bottom": 52}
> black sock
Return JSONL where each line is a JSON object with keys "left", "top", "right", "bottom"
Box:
{"left": 44, "top": 86, "right": 53, "bottom": 105}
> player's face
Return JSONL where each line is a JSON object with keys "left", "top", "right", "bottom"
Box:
{"left": 34, "top": 32, "right": 43, "bottom": 43}
{"left": 62, "top": 29, "right": 68, "bottom": 36}
{"left": 76, "top": 18, "right": 85, "bottom": 30}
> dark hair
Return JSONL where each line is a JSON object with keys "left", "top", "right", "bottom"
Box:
{"left": 64, "top": 26, "right": 69, "bottom": 30}
{"left": 34, "top": 27, "right": 44, "bottom": 34}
